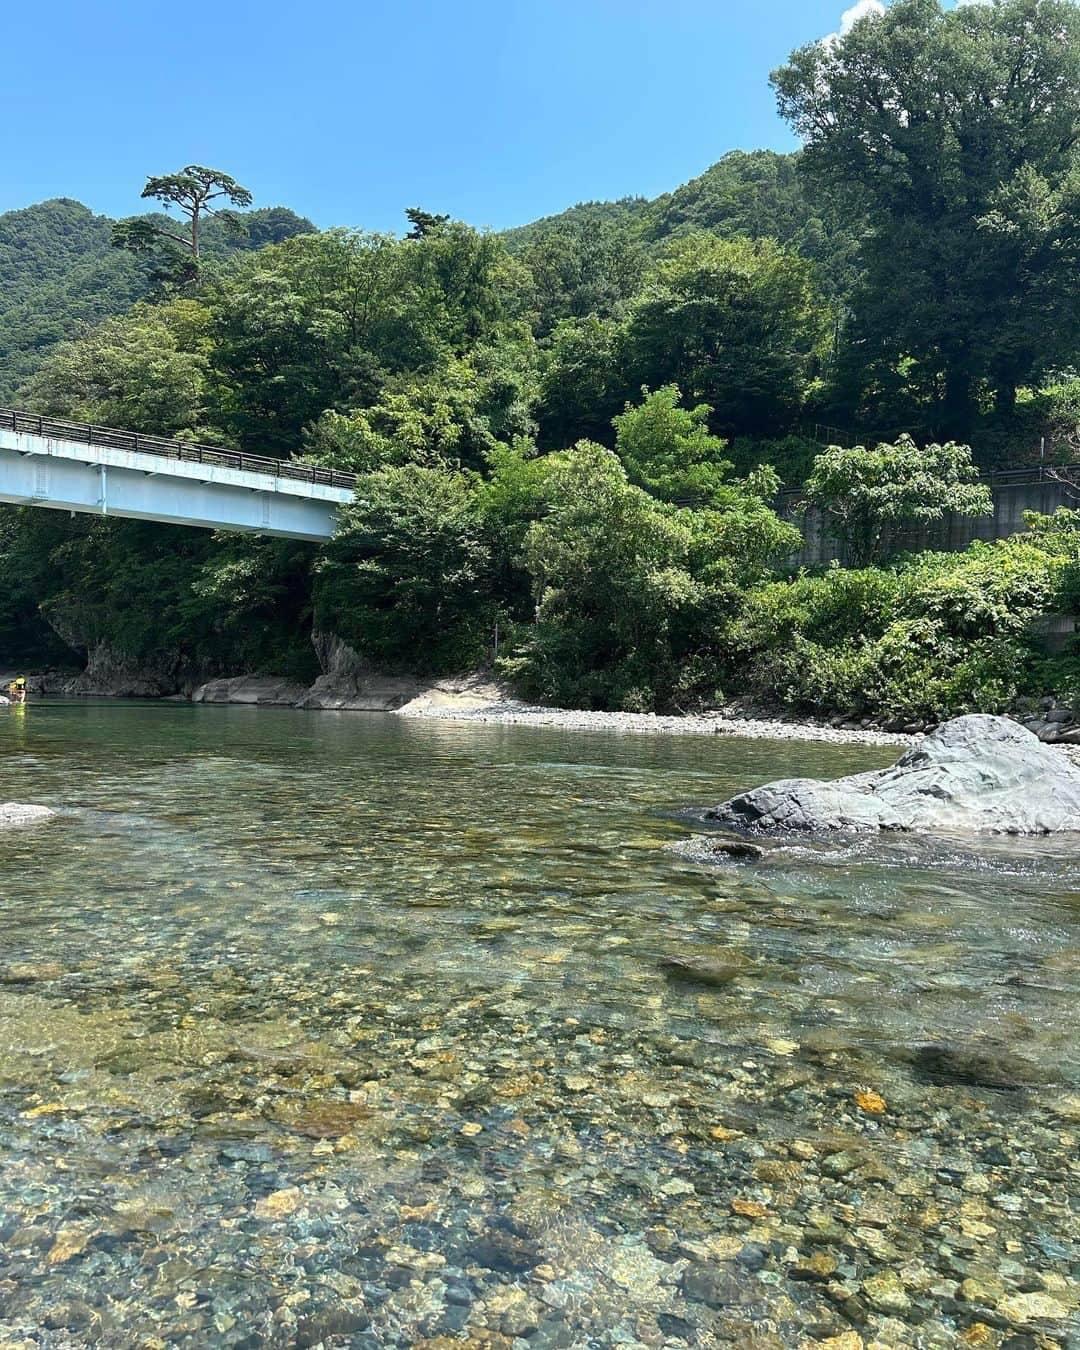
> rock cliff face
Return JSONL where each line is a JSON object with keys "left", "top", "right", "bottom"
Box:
{"left": 297, "top": 633, "right": 422, "bottom": 711}
{"left": 35, "top": 608, "right": 199, "bottom": 698}
{"left": 711, "top": 714, "right": 1080, "bottom": 835}
{"left": 59, "top": 642, "right": 184, "bottom": 699}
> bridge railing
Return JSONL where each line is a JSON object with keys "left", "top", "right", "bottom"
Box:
{"left": 0, "top": 409, "right": 357, "bottom": 492}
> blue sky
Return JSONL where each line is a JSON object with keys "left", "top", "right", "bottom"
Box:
{"left": 2, "top": 0, "right": 881, "bottom": 232}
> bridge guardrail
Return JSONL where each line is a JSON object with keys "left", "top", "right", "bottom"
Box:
{"left": 0, "top": 409, "right": 357, "bottom": 492}
{"left": 6, "top": 406, "right": 1078, "bottom": 504}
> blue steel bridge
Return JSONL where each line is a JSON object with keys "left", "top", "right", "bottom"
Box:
{"left": 0, "top": 409, "right": 355, "bottom": 541}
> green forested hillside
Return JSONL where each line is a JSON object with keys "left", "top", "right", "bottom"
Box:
{"left": 501, "top": 195, "right": 651, "bottom": 251}
{"left": 0, "top": 199, "right": 316, "bottom": 402}
{"left": 504, "top": 150, "right": 859, "bottom": 298}
{"left": 4, "top": 0, "right": 1080, "bottom": 723}
{"left": 0, "top": 200, "right": 148, "bottom": 402}
{"left": 503, "top": 151, "right": 819, "bottom": 251}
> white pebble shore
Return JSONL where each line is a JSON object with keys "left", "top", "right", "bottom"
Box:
{"left": 397, "top": 700, "right": 915, "bottom": 747}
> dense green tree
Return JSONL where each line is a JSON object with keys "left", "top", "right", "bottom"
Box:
{"left": 0, "top": 506, "right": 319, "bottom": 683}
{"left": 773, "top": 0, "right": 1080, "bottom": 432}
{"left": 507, "top": 441, "right": 797, "bottom": 711}
{"left": 507, "top": 443, "right": 709, "bottom": 710}
{"left": 622, "top": 234, "right": 829, "bottom": 438}
{"left": 237, "top": 207, "right": 318, "bottom": 250}
{"left": 612, "top": 385, "right": 733, "bottom": 503}
{"left": 17, "top": 514, "right": 233, "bottom": 680}
{"left": 303, "top": 336, "right": 538, "bottom": 473}
{"left": 802, "top": 435, "right": 993, "bottom": 566}
{"left": 536, "top": 316, "right": 624, "bottom": 449}
{"left": 314, "top": 464, "right": 496, "bottom": 672}
{"left": 23, "top": 300, "right": 214, "bottom": 436}
{"left": 477, "top": 438, "right": 554, "bottom": 619}
{"left": 0, "top": 509, "right": 81, "bottom": 664}
{"left": 182, "top": 535, "right": 319, "bottom": 680}
{"left": 205, "top": 230, "right": 420, "bottom": 453}
{"left": 520, "top": 218, "right": 645, "bottom": 337}
{"left": 207, "top": 224, "right": 520, "bottom": 455}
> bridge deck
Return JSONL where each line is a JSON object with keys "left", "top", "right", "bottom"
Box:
{"left": 0, "top": 410, "right": 357, "bottom": 490}
{"left": 0, "top": 410, "right": 354, "bottom": 541}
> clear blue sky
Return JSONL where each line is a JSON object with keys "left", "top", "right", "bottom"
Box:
{"left": 1, "top": 0, "right": 866, "bottom": 233}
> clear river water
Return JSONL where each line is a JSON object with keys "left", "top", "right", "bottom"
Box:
{"left": 0, "top": 702, "right": 1078, "bottom": 1348}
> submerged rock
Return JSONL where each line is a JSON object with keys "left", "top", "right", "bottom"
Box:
{"left": 712, "top": 839, "right": 766, "bottom": 862}
{"left": 0, "top": 802, "right": 55, "bottom": 828}
{"left": 904, "top": 1042, "right": 1050, "bottom": 1090}
{"left": 659, "top": 951, "right": 755, "bottom": 986}
{"left": 709, "top": 714, "right": 1080, "bottom": 835}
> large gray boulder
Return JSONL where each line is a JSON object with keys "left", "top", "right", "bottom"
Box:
{"left": 711, "top": 714, "right": 1080, "bottom": 835}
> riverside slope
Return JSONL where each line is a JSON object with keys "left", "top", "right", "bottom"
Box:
{"left": 711, "top": 714, "right": 1080, "bottom": 835}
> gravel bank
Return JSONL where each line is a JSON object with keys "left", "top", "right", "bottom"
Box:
{"left": 397, "top": 697, "right": 915, "bottom": 747}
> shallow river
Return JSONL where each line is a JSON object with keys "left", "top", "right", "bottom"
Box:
{"left": 1, "top": 703, "right": 1078, "bottom": 1348}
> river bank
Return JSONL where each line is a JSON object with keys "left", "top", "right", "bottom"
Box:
{"left": 397, "top": 696, "right": 916, "bottom": 747}
{"left": 3, "top": 665, "right": 915, "bottom": 748}
{"left": 13, "top": 661, "right": 1080, "bottom": 756}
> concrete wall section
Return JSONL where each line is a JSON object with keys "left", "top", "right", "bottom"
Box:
{"left": 0, "top": 429, "right": 354, "bottom": 541}
{"left": 785, "top": 476, "right": 1079, "bottom": 567}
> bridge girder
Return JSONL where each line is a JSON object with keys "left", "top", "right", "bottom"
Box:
{"left": 0, "top": 428, "right": 352, "bottom": 541}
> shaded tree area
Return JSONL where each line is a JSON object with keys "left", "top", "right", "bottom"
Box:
{"left": 773, "top": 0, "right": 1080, "bottom": 440}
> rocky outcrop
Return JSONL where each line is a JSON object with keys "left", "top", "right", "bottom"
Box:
{"left": 192, "top": 675, "right": 308, "bottom": 706}
{"left": 1015, "top": 697, "right": 1080, "bottom": 745}
{"left": 60, "top": 642, "right": 183, "bottom": 698}
{"left": 710, "top": 714, "right": 1080, "bottom": 835}
{"left": 0, "top": 802, "right": 56, "bottom": 828}
{"left": 293, "top": 632, "right": 419, "bottom": 711}
{"left": 188, "top": 635, "right": 510, "bottom": 713}
{"left": 39, "top": 611, "right": 176, "bottom": 697}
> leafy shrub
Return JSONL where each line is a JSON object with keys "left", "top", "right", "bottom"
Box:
{"left": 733, "top": 517, "right": 1080, "bottom": 719}
{"left": 803, "top": 436, "right": 993, "bottom": 566}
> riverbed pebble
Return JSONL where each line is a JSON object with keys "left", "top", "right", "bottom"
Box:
{"left": 0, "top": 709, "right": 1077, "bottom": 1347}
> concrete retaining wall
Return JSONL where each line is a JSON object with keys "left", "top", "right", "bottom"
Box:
{"left": 784, "top": 473, "right": 1078, "bottom": 567}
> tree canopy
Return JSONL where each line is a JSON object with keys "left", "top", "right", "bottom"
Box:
{"left": 112, "top": 165, "right": 255, "bottom": 277}
{"left": 772, "top": 0, "right": 1080, "bottom": 431}
{"left": 803, "top": 435, "right": 994, "bottom": 566}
